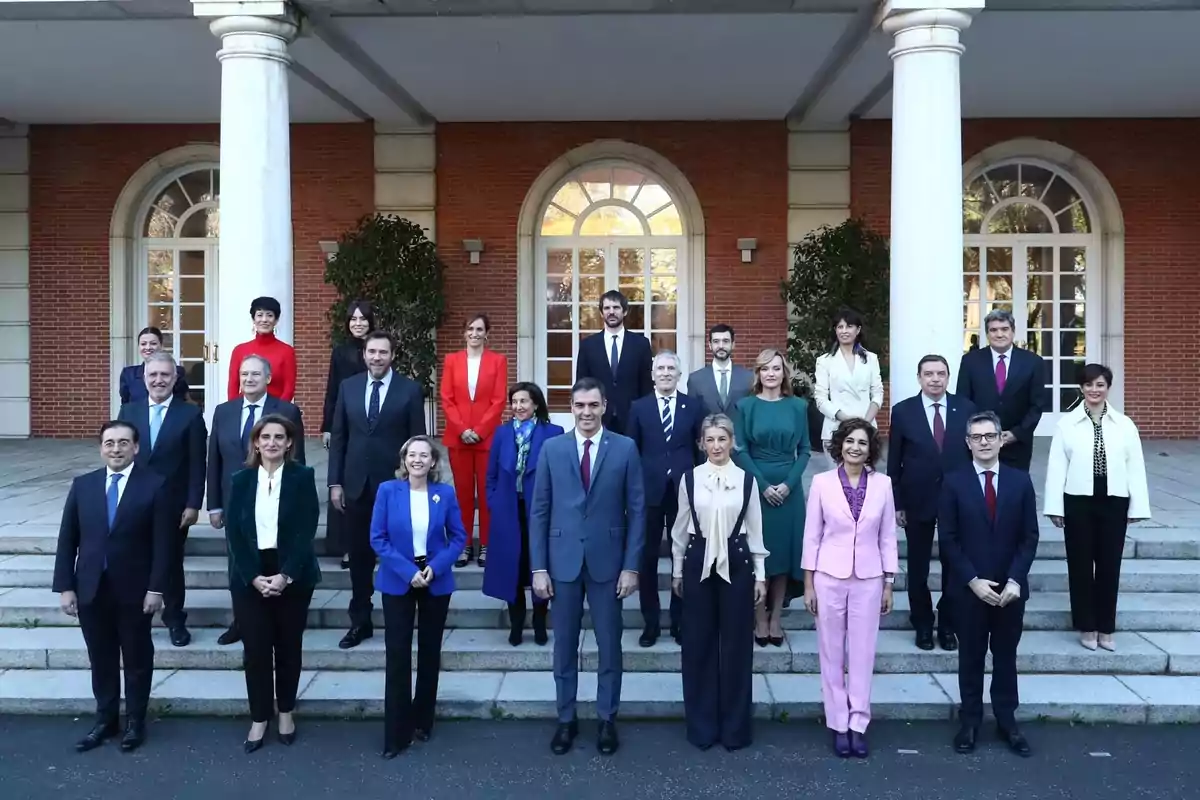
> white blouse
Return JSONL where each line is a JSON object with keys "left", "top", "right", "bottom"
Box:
{"left": 410, "top": 489, "right": 429, "bottom": 558}
{"left": 467, "top": 355, "right": 482, "bottom": 401}
{"left": 671, "top": 461, "right": 769, "bottom": 583}
{"left": 254, "top": 465, "right": 282, "bottom": 550}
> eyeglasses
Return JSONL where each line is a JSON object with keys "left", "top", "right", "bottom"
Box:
{"left": 968, "top": 433, "right": 999, "bottom": 443}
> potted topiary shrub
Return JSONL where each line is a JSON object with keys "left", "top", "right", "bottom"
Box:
{"left": 781, "top": 218, "right": 890, "bottom": 451}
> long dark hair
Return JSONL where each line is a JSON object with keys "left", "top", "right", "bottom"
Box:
{"left": 344, "top": 299, "right": 377, "bottom": 342}
{"left": 825, "top": 306, "right": 870, "bottom": 363}
{"left": 509, "top": 381, "right": 551, "bottom": 424}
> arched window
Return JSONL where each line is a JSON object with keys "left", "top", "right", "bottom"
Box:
{"left": 140, "top": 166, "right": 219, "bottom": 413}
{"left": 537, "top": 164, "right": 686, "bottom": 413}
{"left": 963, "top": 161, "right": 1097, "bottom": 424}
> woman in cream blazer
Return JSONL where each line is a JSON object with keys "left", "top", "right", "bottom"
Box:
{"left": 1043, "top": 364, "right": 1150, "bottom": 652}
{"left": 813, "top": 309, "right": 884, "bottom": 460}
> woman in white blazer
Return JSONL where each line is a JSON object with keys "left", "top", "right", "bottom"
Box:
{"left": 1043, "top": 364, "right": 1150, "bottom": 652}
{"left": 813, "top": 308, "right": 884, "bottom": 463}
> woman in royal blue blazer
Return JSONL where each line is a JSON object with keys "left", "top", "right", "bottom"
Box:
{"left": 482, "top": 382, "right": 565, "bottom": 646}
{"left": 118, "top": 326, "right": 189, "bottom": 404}
{"left": 370, "top": 435, "right": 467, "bottom": 759}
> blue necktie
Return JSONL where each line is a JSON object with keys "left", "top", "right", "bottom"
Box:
{"left": 149, "top": 404, "right": 164, "bottom": 449}
{"left": 661, "top": 396, "right": 673, "bottom": 442}
{"left": 241, "top": 403, "right": 258, "bottom": 450}
{"left": 106, "top": 473, "right": 122, "bottom": 530}
{"left": 368, "top": 380, "right": 382, "bottom": 426}
{"left": 609, "top": 335, "right": 619, "bottom": 377}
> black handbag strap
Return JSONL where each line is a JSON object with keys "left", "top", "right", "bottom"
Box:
{"left": 684, "top": 469, "right": 755, "bottom": 538}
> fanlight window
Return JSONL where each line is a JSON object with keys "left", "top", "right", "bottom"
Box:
{"left": 964, "top": 163, "right": 1090, "bottom": 235}
{"left": 144, "top": 168, "right": 220, "bottom": 239}
{"left": 540, "top": 167, "right": 682, "bottom": 237}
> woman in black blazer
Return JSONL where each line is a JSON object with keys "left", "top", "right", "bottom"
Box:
{"left": 118, "top": 326, "right": 189, "bottom": 404}
{"left": 224, "top": 413, "right": 321, "bottom": 753}
{"left": 321, "top": 300, "right": 375, "bottom": 568}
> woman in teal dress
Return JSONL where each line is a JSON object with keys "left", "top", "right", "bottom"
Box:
{"left": 734, "top": 348, "right": 811, "bottom": 647}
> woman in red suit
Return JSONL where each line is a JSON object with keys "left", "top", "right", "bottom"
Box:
{"left": 227, "top": 296, "right": 297, "bottom": 401}
{"left": 440, "top": 313, "right": 508, "bottom": 567}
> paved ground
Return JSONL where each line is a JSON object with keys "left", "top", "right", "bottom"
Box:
{"left": 0, "top": 717, "right": 1195, "bottom": 800}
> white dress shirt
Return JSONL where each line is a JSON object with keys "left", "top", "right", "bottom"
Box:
{"left": 991, "top": 347, "right": 1012, "bottom": 374}
{"left": 410, "top": 488, "right": 429, "bottom": 558}
{"left": 364, "top": 369, "right": 393, "bottom": 415}
{"left": 254, "top": 466, "right": 282, "bottom": 550}
{"left": 148, "top": 394, "right": 174, "bottom": 413}
{"left": 670, "top": 461, "right": 769, "bottom": 582}
{"left": 105, "top": 464, "right": 134, "bottom": 507}
{"left": 575, "top": 428, "right": 602, "bottom": 463}
{"left": 467, "top": 354, "right": 482, "bottom": 401}
{"left": 922, "top": 393, "right": 947, "bottom": 434}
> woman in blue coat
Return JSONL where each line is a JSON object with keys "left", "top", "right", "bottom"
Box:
{"left": 482, "top": 382, "right": 564, "bottom": 646}
{"left": 119, "top": 326, "right": 190, "bottom": 404}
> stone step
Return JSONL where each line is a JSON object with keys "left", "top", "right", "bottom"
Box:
{"left": 3, "top": 586, "right": 1200, "bottom": 632}
{"left": 4, "top": 553, "right": 1199, "bottom": 593}
{"left": 0, "top": 667, "right": 1196, "bottom": 723}
{"left": 1, "top": 626, "right": 1194, "bottom": 676}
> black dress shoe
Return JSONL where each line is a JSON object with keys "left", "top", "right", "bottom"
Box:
{"left": 532, "top": 608, "right": 549, "bottom": 646}
{"left": 381, "top": 742, "right": 409, "bottom": 759}
{"left": 340, "top": 556, "right": 351, "bottom": 570}
{"left": 597, "top": 721, "right": 619, "bottom": 755}
{"left": 169, "top": 626, "right": 191, "bottom": 647}
{"left": 508, "top": 627, "right": 523, "bottom": 647}
{"left": 938, "top": 631, "right": 958, "bottom": 652}
{"left": 638, "top": 628, "right": 659, "bottom": 648}
{"left": 550, "top": 720, "right": 578, "bottom": 755}
{"left": 75, "top": 719, "right": 119, "bottom": 752}
{"left": 120, "top": 721, "right": 146, "bottom": 752}
{"left": 413, "top": 728, "right": 431, "bottom": 742}
{"left": 339, "top": 626, "right": 373, "bottom": 649}
{"left": 998, "top": 726, "right": 1032, "bottom": 757}
{"left": 953, "top": 725, "right": 977, "bottom": 754}
{"left": 670, "top": 624, "right": 682, "bottom": 645}
{"left": 915, "top": 629, "right": 935, "bottom": 651}
{"left": 217, "top": 625, "right": 241, "bottom": 646}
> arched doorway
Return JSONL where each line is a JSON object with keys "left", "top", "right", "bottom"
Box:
{"left": 963, "top": 158, "right": 1104, "bottom": 432}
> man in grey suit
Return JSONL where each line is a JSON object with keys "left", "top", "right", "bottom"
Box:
{"left": 686, "top": 324, "right": 754, "bottom": 425}
{"left": 206, "top": 354, "right": 306, "bottom": 645}
{"left": 531, "top": 376, "right": 646, "bottom": 757}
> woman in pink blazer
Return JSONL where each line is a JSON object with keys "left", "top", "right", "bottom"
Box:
{"left": 801, "top": 418, "right": 898, "bottom": 759}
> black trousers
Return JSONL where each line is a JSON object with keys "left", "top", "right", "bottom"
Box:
{"left": 904, "top": 518, "right": 953, "bottom": 634}
{"left": 346, "top": 483, "right": 381, "bottom": 628}
{"left": 326, "top": 497, "right": 347, "bottom": 557}
{"left": 509, "top": 499, "right": 548, "bottom": 621}
{"left": 640, "top": 495, "right": 681, "bottom": 633}
{"left": 77, "top": 573, "right": 154, "bottom": 724}
{"left": 383, "top": 588, "right": 451, "bottom": 749}
{"left": 231, "top": 551, "right": 315, "bottom": 723}
{"left": 957, "top": 592, "right": 1024, "bottom": 729}
{"left": 1063, "top": 475, "right": 1130, "bottom": 634}
{"left": 681, "top": 533, "right": 755, "bottom": 750}
{"left": 161, "top": 522, "right": 191, "bottom": 629}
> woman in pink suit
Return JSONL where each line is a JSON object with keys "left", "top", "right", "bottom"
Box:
{"left": 801, "top": 418, "right": 898, "bottom": 759}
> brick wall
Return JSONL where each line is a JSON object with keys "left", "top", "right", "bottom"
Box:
{"left": 27, "top": 123, "right": 374, "bottom": 436}
{"left": 434, "top": 122, "right": 790, "bottom": 388}
{"left": 851, "top": 118, "right": 1200, "bottom": 438}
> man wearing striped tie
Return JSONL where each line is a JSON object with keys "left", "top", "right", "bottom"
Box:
{"left": 626, "top": 351, "right": 705, "bottom": 647}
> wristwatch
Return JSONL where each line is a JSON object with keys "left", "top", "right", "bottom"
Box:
{"left": 884, "top": 575, "right": 895, "bottom": 585}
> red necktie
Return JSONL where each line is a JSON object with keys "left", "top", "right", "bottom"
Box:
{"left": 932, "top": 402, "right": 945, "bottom": 451}
{"left": 995, "top": 354, "right": 1007, "bottom": 393}
{"left": 581, "top": 439, "right": 592, "bottom": 492}
{"left": 984, "top": 470, "right": 997, "bottom": 520}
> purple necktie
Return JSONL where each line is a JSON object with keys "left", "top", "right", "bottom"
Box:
{"left": 995, "top": 354, "right": 1007, "bottom": 394}
{"left": 581, "top": 439, "right": 592, "bottom": 492}
{"left": 985, "top": 470, "right": 997, "bottom": 520}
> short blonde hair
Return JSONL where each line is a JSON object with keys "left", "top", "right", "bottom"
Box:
{"left": 395, "top": 435, "right": 449, "bottom": 484}
{"left": 699, "top": 413, "right": 737, "bottom": 450}
{"left": 752, "top": 348, "right": 795, "bottom": 397}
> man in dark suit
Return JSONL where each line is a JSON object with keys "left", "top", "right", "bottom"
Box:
{"left": 53, "top": 420, "right": 174, "bottom": 753}
{"left": 118, "top": 351, "right": 206, "bottom": 648}
{"left": 686, "top": 324, "right": 753, "bottom": 428}
{"left": 955, "top": 310, "right": 1049, "bottom": 470}
{"left": 626, "top": 350, "right": 704, "bottom": 647}
{"left": 206, "top": 354, "right": 306, "bottom": 646}
{"left": 887, "top": 354, "right": 976, "bottom": 652}
{"left": 575, "top": 289, "right": 653, "bottom": 434}
{"left": 531, "top": 377, "right": 646, "bottom": 757}
{"left": 939, "top": 410, "right": 1039, "bottom": 758}
{"left": 328, "top": 330, "right": 427, "bottom": 649}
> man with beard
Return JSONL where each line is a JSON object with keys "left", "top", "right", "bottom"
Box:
{"left": 686, "top": 324, "right": 753, "bottom": 428}
{"left": 575, "top": 290, "right": 653, "bottom": 435}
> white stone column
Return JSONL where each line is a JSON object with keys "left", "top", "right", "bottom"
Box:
{"left": 882, "top": 2, "right": 981, "bottom": 404}
{"left": 194, "top": 3, "right": 298, "bottom": 394}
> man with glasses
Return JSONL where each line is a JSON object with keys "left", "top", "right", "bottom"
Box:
{"left": 938, "top": 411, "right": 1039, "bottom": 758}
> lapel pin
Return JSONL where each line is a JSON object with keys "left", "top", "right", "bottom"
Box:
{"left": 432, "top": 494, "right": 441, "bottom": 504}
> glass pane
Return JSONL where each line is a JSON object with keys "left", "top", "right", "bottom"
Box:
{"left": 1060, "top": 387, "right": 1083, "bottom": 411}
{"left": 549, "top": 182, "right": 589, "bottom": 216}
{"left": 180, "top": 305, "right": 205, "bottom": 331}
{"left": 547, "top": 360, "right": 574, "bottom": 387}
{"left": 179, "top": 277, "right": 204, "bottom": 303}
{"left": 1026, "top": 275, "right": 1052, "bottom": 302}
{"left": 547, "top": 333, "right": 572, "bottom": 359}
{"left": 180, "top": 333, "right": 205, "bottom": 361}
{"left": 546, "top": 305, "right": 572, "bottom": 331}
{"left": 1057, "top": 203, "right": 1090, "bottom": 234}
{"left": 148, "top": 305, "right": 173, "bottom": 331}
{"left": 579, "top": 249, "right": 604, "bottom": 276}
{"left": 1025, "top": 330, "right": 1054, "bottom": 357}
{"left": 151, "top": 181, "right": 187, "bottom": 223}
{"left": 619, "top": 277, "right": 645, "bottom": 303}
{"left": 618, "top": 248, "right": 644, "bottom": 277}
{"left": 1018, "top": 164, "right": 1054, "bottom": 199}
{"left": 985, "top": 247, "right": 1012, "bottom": 273}
{"left": 546, "top": 248, "right": 572, "bottom": 273}
{"left": 651, "top": 249, "right": 677, "bottom": 274}
{"left": 578, "top": 168, "right": 612, "bottom": 202}
{"left": 650, "top": 275, "right": 676, "bottom": 303}
{"left": 963, "top": 247, "right": 979, "bottom": 273}
{"left": 612, "top": 168, "right": 645, "bottom": 201}
{"left": 1060, "top": 303, "right": 1085, "bottom": 328}
{"left": 963, "top": 195, "right": 983, "bottom": 234}
{"left": 1027, "top": 246, "right": 1053, "bottom": 273}
{"left": 633, "top": 183, "right": 672, "bottom": 216}
{"left": 178, "top": 169, "right": 213, "bottom": 205}
{"left": 1061, "top": 358, "right": 1084, "bottom": 386}
{"left": 647, "top": 205, "right": 682, "bottom": 235}
{"left": 579, "top": 276, "right": 604, "bottom": 303}
{"left": 212, "top": 169, "right": 220, "bottom": 201}
{"left": 148, "top": 277, "right": 174, "bottom": 303}
{"left": 987, "top": 203, "right": 1053, "bottom": 234}
{"left": 650, "top": 304, "right": 677, "bottom": 329}
{"left": 145, "top": 207, "right": 174, "bottom": 238}
{"left": 652, "top": 332, "right": 676, "bottom": 353}
{"left": 179, "top": 208, "right": 218, "bottom": 238}
{"left": 963, "top": 275, "right": 982, "bottom": 303}
{"left": 579, "top": 305, "right": 602, "bottom": 330}
{"left": 963, "top": 328, "right": 983, "bottom": 353}
{"left": 1026, "top": 302, "right": 1053, "bottom": 328}
{"left": 986, "top": 165, "right": 1020, "bottom": 199}
{"left": 546, "top": 273, "right": 572, "bottom": 303}
{"left": 187, "top": 386, "right": 204, "bottom": 411}
{"left": 541, "top": 204, "right": 576, "bottom": 236}
{"left": 626, "top": 305, "right": 645, "bottom": 330}
{"left": 148, "top": 249, "right": 173, "bottom": 277}
{"left": 964, "top": 304, "right": 983, "bottom": 347}
{"left": 580, "top": 206, "right": 644, "bottom": 236}
{"left": 986, "top": 275, "right": 1013, "bottom": 302}
{"left": 180, "top": 251, "right": 205, "bottom": 276}
{"left": 1060, "top": 273, "right": 1086, "bottom": 302}
{"left": 1061, "top": 247, "right": 1087, "bottom": 275}
{"left": 1042, "top": 174, "right": 1085, "bottom": 220}
{"left": 1060, "top": 331, "right": 1086, "bottom": 359}
{"left": 547, "top": 388, "right": 572, "bottom": 413}
{"left": 1042, "top": 358, "right": 1054, "bottom": 385}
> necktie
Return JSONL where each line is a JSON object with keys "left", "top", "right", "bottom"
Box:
{"left": 661, "top": 396, "right": 673, "bottom": 442}
{"left": 984, "top": 470, "right": 997, "bottom": 521}
{"left": 241, "top": 403, "right": 258, "bottom": 450}
{"left": 149, "top": 404, "right": 164, "bottom": 449}
{"left": 932, "top": 402, "right": 945, "bottom": 451}
{"left": 368, "top": 380, "right": 382, "bottom": 425}
{"left": 106, "top": 473, "right": 122, "bottom": 529}
{"left": 995, "top": 354, "right": 1007, "bottom": 393}
{"left": 609, "top": 335, "right": 619, "bottom": 377}
{"left": 718, "top": 369, "right": 729, "bottom": 406}
{"left": 581, "top": 439, "right": 593, "bottom": 492}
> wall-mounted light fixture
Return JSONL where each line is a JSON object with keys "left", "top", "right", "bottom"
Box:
{"left": 463, "top": 238, "right": 485, "bottom": 265}
{"left": 737, "top": 238, "right": 758, "bottom": 264}
{"left": 319, "top": 240, "right": 339, "bottom": 262}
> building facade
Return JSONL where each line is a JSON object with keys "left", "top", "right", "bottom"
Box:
{"left": 0, "top": 0, "right": 1196, "bottom": 438}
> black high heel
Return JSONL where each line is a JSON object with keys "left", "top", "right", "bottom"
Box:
{"left": 769, "top": 636, "right": 784, "bottom": 647}
{"left": 244, "top": 722, "right": 269, "bottom": 754}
